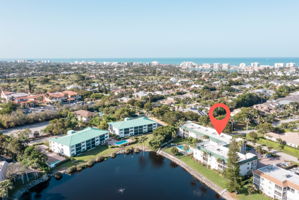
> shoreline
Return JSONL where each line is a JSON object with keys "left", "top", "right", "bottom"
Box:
{"left": 11, "top": 174, "right": 50, "bottom": 200}
{"left": 12, "top": 149, "right": 234, "bottom": 200}
{"left": 157, "top": 150, "right": 235, "bottom": 200}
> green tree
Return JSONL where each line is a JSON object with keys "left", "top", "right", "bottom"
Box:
{"left": 277, "top": 138, "right": 286, "bottom": 150}
{"left": 170, "top": 147, "right": 179, "bottom": 155}
{"left": 0, "top": 102, "right": 17, "bottom": 115}
{"left": 247, "top": 131, "right": 258, "bottom": 142}
{"left": 225, "top": 139, "right": 242, "bottom": 193}
{"left": 20, "top": 146, "right": 49, "bottom": 171}
{"left": 149, "top": 126, "right": 177, "bottom": 149}
{"left": 98, "top": 119, "right": 108, "bottom": 129}
{"left": 234, "top": 93, "right": 266, "bottom": 108}
{"left": 257, "top": 122, "right": 273, "bottom": 134}
{"left": 0, "top": 179, "right": 13, "bottom": 199}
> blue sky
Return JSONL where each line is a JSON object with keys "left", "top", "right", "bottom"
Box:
{"left": 0, "top": 0, "right": 298, "bottom": 58}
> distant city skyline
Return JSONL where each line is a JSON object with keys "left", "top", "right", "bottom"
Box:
{"left": 1, "top": 0, "right": 299, "bottom": 58}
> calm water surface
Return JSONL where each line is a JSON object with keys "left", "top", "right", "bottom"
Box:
{"left": 21, "top": 152, "right": 224, "bottom": 200}
{"left": 2, "top": 57, "right": 299, "bottom": 65}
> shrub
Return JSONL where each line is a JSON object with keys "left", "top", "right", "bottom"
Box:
{"left": 87, "top": 160, "right": 95, "bottom": 167}
{"left": 76, "top": 165, "right": 83, "bottom": 171}
{"left": 134, "top": 148, "right": 140, "bottom": 153}
{"left": 66, "top": 166, "right": 77, "bottom": 174}
{"left": 54, "top": 172, "right": 63, "bottom": 180}
{"left": 170, "top": 147, "right": 179, "bottom": 155}
{"left": 96, "top": 156, "right": 105, "bottom": 162}
{"left": 111, "top": 153, "right": 116, "bottom": 158}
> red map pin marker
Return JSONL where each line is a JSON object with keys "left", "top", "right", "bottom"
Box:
{"left": 208, "top": 103, "right": 230, "bottom": 135}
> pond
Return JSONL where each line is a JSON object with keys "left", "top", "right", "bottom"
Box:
{"left": 21, "top": 152, "right": 224, "bottom": 200}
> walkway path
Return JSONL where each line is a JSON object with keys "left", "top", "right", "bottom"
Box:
{"left": 157, "top": 150, "right": 236, "bottom": 200}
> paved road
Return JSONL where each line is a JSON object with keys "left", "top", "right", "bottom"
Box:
{"left": 247, "top": 141, "right": 298, "bottom": 163}
{"left": 1, "top": 121, "right": 49, "bottom": 136}
{"left": 272, "top": 116, "right": 299, "bottom": 126}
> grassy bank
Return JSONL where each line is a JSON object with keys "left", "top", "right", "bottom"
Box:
{"left": 258, "top": 138, "right": 299, "bottom": 158}
{"left": 163, "top": 147, "right": 271, "bottom": 200}
{"left": 54, "top": 134, "right": 154, "bottom": 171}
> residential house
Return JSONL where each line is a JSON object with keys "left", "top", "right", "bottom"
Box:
{"left": 45, "top": 91, "right": 80, "bottom": 104}
{"left": 74, "top": 110, "right": 96, "bottom": 122}
{"left": 0, "top": 91, "right": 28, "bottom": 102}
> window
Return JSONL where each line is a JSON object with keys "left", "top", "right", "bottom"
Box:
{"left": 275, "top": 185, "right": 282, "bottom": 191}
{"left": 288, "top": 187, "right": 295, "bottom": 193}
{"left": 274, "top": 191, "right": 282, "bottom": 196}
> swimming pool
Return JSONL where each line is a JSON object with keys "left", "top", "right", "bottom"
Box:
{"left": 114, "top": 140, "right": 129, "bottom": 146}
{"left": 177, "top": 145, "right": 192, "bottom": 153}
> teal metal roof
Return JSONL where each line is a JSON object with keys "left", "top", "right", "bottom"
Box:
{"left": 49, "top": 127, "right": 108, "bottom": 147}
{"left": 108, "top": 117, "right": 157, "bottom": 130}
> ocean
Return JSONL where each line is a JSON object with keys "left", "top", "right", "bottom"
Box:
{"left": 1, "top": 57, "right": 299, "bottom": 65}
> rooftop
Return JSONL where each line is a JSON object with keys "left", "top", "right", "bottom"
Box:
{"left": 108, "top": 117, "right": 157, "bottom": 130}
{"left": 74, "top": 110, "right": 96, "bottom": 118}
{"left": 255, "top": 165, "right": 299, "bottom": 190}
{"left": 196, "top": 140, "right": 257, "bottom": 163}
{"left": 181, "top": 122, "right": 232, "bottom": 145}
{"left": 49, "top": 127, "right": 108, "bottom": 146}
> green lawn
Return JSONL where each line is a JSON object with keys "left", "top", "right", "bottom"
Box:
{"left": 238, "top": 193, "right": 271, "bottom": 200}
{"left": 164, "top": 147, "right": 228, "bottom": 188}
{"left": 163, "top": 147, "right": 271, "bottom": 200}
{"left": 258, "top": 138, "right": 299, "bottom": 158}
{"left": 54, "top": 145, "right": 119, "bottom": 171}
{"left": 54, "top": 134, "right": 155, "bottom": 171}
{"left": 179, "top": 155, "right": 228, "bottom": 188}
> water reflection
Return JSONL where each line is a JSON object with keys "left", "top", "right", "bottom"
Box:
{"left": 21, "top": 152, "right": 223, "bottom": 200}
{"left": 170, "top": 161, "right": 178, "bottom": 168}
{"left": 148, "top": 151, "right": 164, "bottom": 168}
{"left": 190, "top": 179, "right": 197, "bottom": 187}
{"left": 138, "top": 155, "right": 147, "bottom": 169}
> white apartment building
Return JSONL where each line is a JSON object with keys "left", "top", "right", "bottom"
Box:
{"left": 108, "top": 117, "right": 158, "bottom": 138}
{"left": 180, "top": 122, "right": 257, "bottom": 176}
{"left": 190, "top": 140, "right": 258, "bottom": 176}
{"left": 179, "top": 121, "right": 233, "bottom": 145}
{"left": 49, "top": 127, "right": 109, "bottom": 157}
{"left": 253, "top": 165, "right": 299, "bottom": 200}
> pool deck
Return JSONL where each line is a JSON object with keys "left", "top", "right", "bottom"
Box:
{"left": 108, "top": 138, "right": 132, "bottom": 146}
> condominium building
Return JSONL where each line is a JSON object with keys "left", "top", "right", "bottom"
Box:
{"left": 49, "top": 127, "right": 109, "bottom": 157}
{"left": 180, "top": 122, "right": 257, "bottom": 176}
{"left": 253, "top": 165, "right": 299, "bottom": 200}
{"left": 179, "top": 121, "right": 232, "bottom": 145}
{"left": 190, "top": 140, "right": 257, "bottom": 176}
{"left": 108, "top": 117, "right": 159, "bottom": 137}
